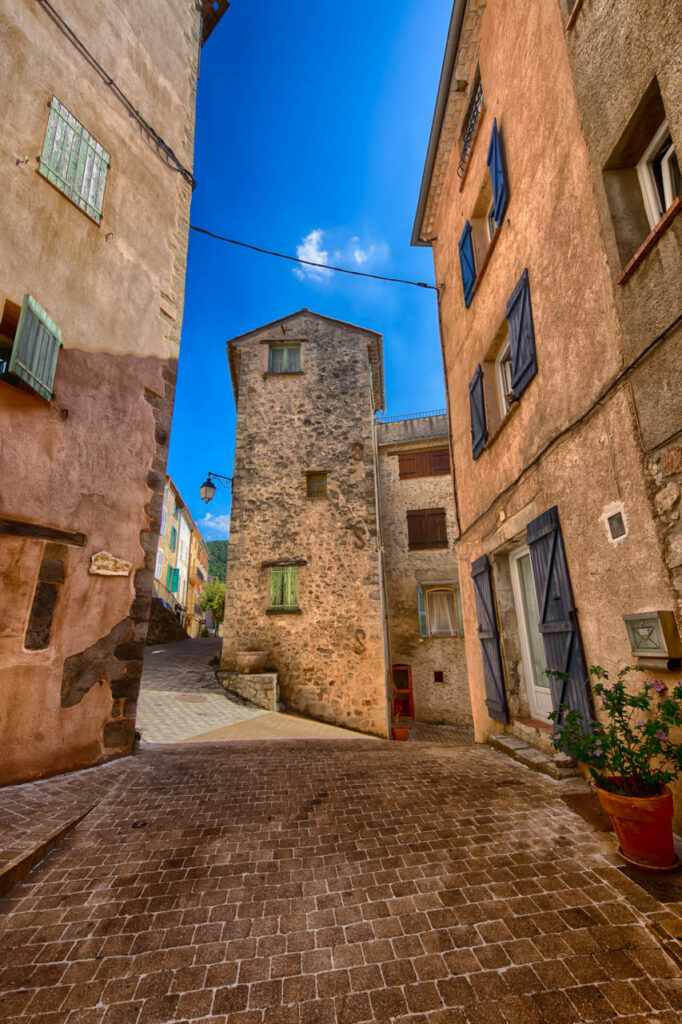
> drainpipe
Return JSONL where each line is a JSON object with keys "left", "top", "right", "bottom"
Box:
{"left": 372, "top": 408, "right": 393, "bottom": 739}
{"left": 436, "top": 283, "right": 463, "bottom": 539}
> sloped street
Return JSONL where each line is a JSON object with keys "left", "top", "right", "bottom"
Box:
{"left": 2, "top": 738, "right": 682, "bottom": 1023}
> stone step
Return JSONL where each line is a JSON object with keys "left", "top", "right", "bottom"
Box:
{"left": 0, "top": 806, "right": 94, "bottom": 899}
{"left": 488, "top": 733, "right": 580, "bottom": 781}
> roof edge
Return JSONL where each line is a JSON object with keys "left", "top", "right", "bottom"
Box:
{"left": 410, "top": 0, "right": 468, "bottom": 247}
{"left": 226, "top": 309, "right": 382, "bottom": 347}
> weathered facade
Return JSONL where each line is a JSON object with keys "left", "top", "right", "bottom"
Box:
{"left": 376, "top": 414, "right": 470, "bottom": 726}
{"left": 221, "top": 311, "right": 471, "bottom": 736}
{"left": 152, "top": 476, "right": 209, "bottom": 637}
{"left": 0, "top": 1, "right": 226, "bottom": 785}
{"left": 413, "top": 0, "right": 682, "bottom": 811}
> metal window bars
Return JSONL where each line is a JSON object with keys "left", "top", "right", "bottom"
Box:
{"left": 39, "top": 98, "right": 110, "bottom": 223}
{"left": 457, "top": 80, "right": 484, "bottom": 179}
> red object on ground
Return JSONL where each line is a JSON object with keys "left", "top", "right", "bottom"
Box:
{"left": 597, "top": 781, "right": 677, "bottom": 871}
{"left": 391, "top": 726, "right": 409, "bottom": 741}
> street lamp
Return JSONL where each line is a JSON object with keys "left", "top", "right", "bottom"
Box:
{"left": 200, "top": 471, "right": 232, "bottom": 504}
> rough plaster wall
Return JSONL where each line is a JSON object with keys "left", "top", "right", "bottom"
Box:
{"left": 222, "top": 313, "right": 389, "bottom": 738}
{"left": 0, "top": 0, "right": 200, "bottom": 783}
{"left": 377, "top": 430, "right": 471, "bottom": 726}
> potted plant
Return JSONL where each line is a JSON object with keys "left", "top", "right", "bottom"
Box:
{"left": 391, "top": 716, "right": 409, "bottom": 742}
{"left": 549, "top": 665, "right": 682, "bottom": 871}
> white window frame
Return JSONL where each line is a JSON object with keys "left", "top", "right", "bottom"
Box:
{"left": 637, "top": 119, "right": 678, "bottom": 231}
{"left": 160, "top": 506, "right": 168, "bottom": 537}
{"left": 509, "top": 546, "right": 553, "bottom": 722}
{"left": 495, "top": 338, "right": 513, "bottom": 419}
{"left": 155, "top": 548, "right": 164, "bottom": 581}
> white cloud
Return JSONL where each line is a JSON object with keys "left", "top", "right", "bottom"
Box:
{"left": 293, "top": 228, "right": 333, "bottom": 281}
{"left": 197, "top": 512, "right": 231, "bottom": 541}
{"left": 293, "top": 229, "right": 390, "bottom": 283}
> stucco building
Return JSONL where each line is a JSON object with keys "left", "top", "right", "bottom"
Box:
{"left": 0, "top": 0, "right": 227, "bottom": 785}
{"left": 220, "top": 310, "right": 470, "bottom": 735}
{"left": 153, "top": 476, "right": 209, "bottom": 637}
{"left": 412, "top": 0, "right": 682, "bottom": 803}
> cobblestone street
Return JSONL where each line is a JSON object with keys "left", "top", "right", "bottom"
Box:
{"left": 2, "top": 739, "right": 682, "bottom": 1023}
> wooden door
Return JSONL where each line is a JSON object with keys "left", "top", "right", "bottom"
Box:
{"left": 392, "top": 665, "right": 414, "bottom": 720}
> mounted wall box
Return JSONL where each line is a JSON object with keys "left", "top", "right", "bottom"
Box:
{"left": 623, "top": 611, "right": 682, "bottom": 670}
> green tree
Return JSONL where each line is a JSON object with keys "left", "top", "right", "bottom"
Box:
{"left": 206, "top": 540, "right": 228, "bottom": 582}
{"left": 199, "top": 580, "right": 226, "bottom": 624}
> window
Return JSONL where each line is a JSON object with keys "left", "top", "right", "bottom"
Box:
{"left": 166, "top": 566, "right": 179, "bottom": 593}
{"left": 458, "top": 120, "right": 508, "bottom": 306}
{"left": 457, "top": 68, "right": 484, "bottom": 179}
{"left": 0, "top": 294, "right": 62, "bottom": 402}
{"left": 306, "top": 472, "right": 327, "bottom": 497}
{"left": 173, "top": 500, "right": 180, "bottom": 517}
{"left": 495, "top": 338, "right": 513, "bottom": 418}
{"left": 155, "top": 549, "right": 164, "bottom": 580}
{"left": 39, "top": 98, "right": 109, "bottom": 223}
{"left": 603, "top": 79, "right": 681, "bottom": 270}
{"left": 637, "top": 120, "right": 680, "bottom": 231}
{"left": 407, "top": 509, "right": 448, "bottom": 550}
{"left": 268, "top": 344, "right": 300, "bottom": 373}
{"left": 269, "top": 566, "right": 298, "bottom": 610}
{"left": 398, "top": 448, "right": 450, "bottom": 479}
{"left": 170, "top": 526, "right": 177, "bottom": 552}
{"left": 160, "top": 507, "right": 168, "bottom": 536}
{"left": 417, "top": 585, "right": 463, "bottom": 638}
{"left": 485, "top": 199, "right": 496, "bottom": 244}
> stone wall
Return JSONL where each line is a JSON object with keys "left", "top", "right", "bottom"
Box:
{"left": 221, "top": 311, "right": 389, "bottom": 738}
{"left": 217, "top": 671, "right": 279, "bottom": 712}
{"left": 376, "top": 417, "right": 471, "bottom": 726}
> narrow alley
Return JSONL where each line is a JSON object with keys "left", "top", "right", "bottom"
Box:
{"left": 2, "top": 737, "right": 682, "bottom": 1023}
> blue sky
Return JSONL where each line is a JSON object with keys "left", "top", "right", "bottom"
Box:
{"left": 168, "top": 0, "right": 452, "bottom": 540}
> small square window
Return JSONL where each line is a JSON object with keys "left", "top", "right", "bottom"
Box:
{"left": 0, "top": 294, "right": 62, "bottom": 402}
{"left": 306, "top": 473, "right": 327, "bottom": 497}
{"left": 434, "top": 670, "right": 444, "bottom": 683}
{"left": 607, "top": 512, "right": 627, "bottom": 540}
{"left": 39, "top": 98, "right": 109, "bottom": 223}
{"left": 269, "top": 344, "right": 301, "bottom": 373}
{"left": 407, "top": 509, "right": 448, "bottom": 550}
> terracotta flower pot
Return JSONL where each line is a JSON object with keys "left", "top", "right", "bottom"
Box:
{"left": 391, "top": 725, "right": 409, "bottom": 742}
{"left": 596, "top": 780, "right": 679, "bottom": 872}
{"left": 236, "top": 650, "right": 269, "bottom": 675}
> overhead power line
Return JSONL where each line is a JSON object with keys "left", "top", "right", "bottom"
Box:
{"left": 189, "top": 225, "right": 438, "bottom": 291}
{"left": 35, "top": 0, "right": 196, "bottom": 187}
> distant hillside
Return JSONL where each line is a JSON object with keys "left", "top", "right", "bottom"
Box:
{"left": 206, "top": 540, "right": 228, "bottom": 582}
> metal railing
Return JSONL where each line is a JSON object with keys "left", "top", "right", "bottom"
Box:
{"left": 375, "top": 408, "right": 447, "bottom": 424}
{"left": 457, "top": 80, "right": 484, "bottom": 178}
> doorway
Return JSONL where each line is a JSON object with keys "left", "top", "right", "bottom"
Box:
{"left": 509, "top": 546, "right": 553, "bottom": 721}
{"left": 391, "top": 664, "right": 414, "bottom": 720}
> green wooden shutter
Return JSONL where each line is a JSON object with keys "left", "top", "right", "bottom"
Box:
{"left": 166, "top": 565, "right": 173, "bottom": 590}
{"left": 270, "top": 567, "right": 284, "bottom": 607}
{"left": 170, "top": 526, "right": 177, "bottom": 552}
{"left": 39, "top": 98, "right": 109, "bottom": 223}
{"left": 171, "top": 568, "right": 180, "bottom": 593}
{"left": 284, "top": 566, "right": 298, "bottom": 608}
{"left": 417, "top": 586, "right": 428, "bottom": 637}
{"left": 7, "top": 295, "right": 62, "bottom": 401}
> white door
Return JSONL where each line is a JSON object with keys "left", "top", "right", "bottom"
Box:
{"left": 510, "top": 546, "right": 553, "bottom": 721}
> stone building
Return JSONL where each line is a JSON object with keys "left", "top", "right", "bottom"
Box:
{"left": 153, "top": 476, "right": 209, "bottom": 637}
{"left": 220, "top": 310, "right": 470, "bottom": 735}
{"left": 412, "top": 0, "right": 682, "bottom": 807}
{"left": 0, "top": 0, "right": 227, "bottom": 785}
{"left": 376, "top": 414, "right": 470, "bottom": 726}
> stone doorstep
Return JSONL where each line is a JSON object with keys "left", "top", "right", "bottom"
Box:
{"left": 0, "top": 805, "right": 95, "bottom": 900}
{"left": 488, "top": 732, "right": 580, "bottom": 781}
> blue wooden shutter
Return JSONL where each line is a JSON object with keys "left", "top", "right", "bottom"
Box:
{"left": 8, "top": 295, "right": 62, "bottom": 401}
{"left": 526, "top": 506, "right": 593, "bottom": 727}
{"left": 171, "top": 568, "right": 180, "bottom": 593}
{"left": 469, "top": 365, "right": 487, "bottom": 460}
{"left": 486, "top": 119, "right": 508, "bottom": 226}
{"left": 471, "top": 554, "right": 508, "bottom": 723}
{"left": 458, "top": 221, "right": 476, "bottom": 307}
{"left": 506, "top": 269, "right": 537, "bottom": 397}
{"left": 417, "top": 586, "right": 428, "bottom": 637}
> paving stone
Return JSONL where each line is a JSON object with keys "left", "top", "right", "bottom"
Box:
{"left": 0, "top": 739, "right": 681, "bottom": 1024}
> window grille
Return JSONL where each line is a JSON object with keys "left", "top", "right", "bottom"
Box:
{"left": 39, "top": 98, "right": 110, "bottom": 223}
{"left": 458, "top": 77, "right": 484, "bottom": 179}
{"left": 306, "top": 473, "right": 327, "bottom": 497}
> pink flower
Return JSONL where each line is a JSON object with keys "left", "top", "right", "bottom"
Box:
{"left": 599, "top": 694, "right": 607, "bottom": 705}
{"left": 651, "top": 680, "right": 666, "bottom": 692}
{"left": 637, "top": 720, "right": 645, "bottom": 728}
{"left": 655, "top": 729, "right": 670, "bottom": 743}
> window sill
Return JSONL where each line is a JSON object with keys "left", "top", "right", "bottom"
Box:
{"left": 566, "top": 0, "right": 586, "bottom": 31}
{"left": 616, "top": 197, "right": 682, "bottom": 286}
{"left": 484, "top": 399, "right": 519, "bottom": 449}
{"left": 266, "top": 607, "right": 302, "bottom": 615}
{"left": 471, "top": 226, "right": 502, "bottom": 301}
{"left": 263, "top": 371, "right": 304, "bottom": 378}
{"left": 408, "top": 544, "right": 449, "bottom": 551}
